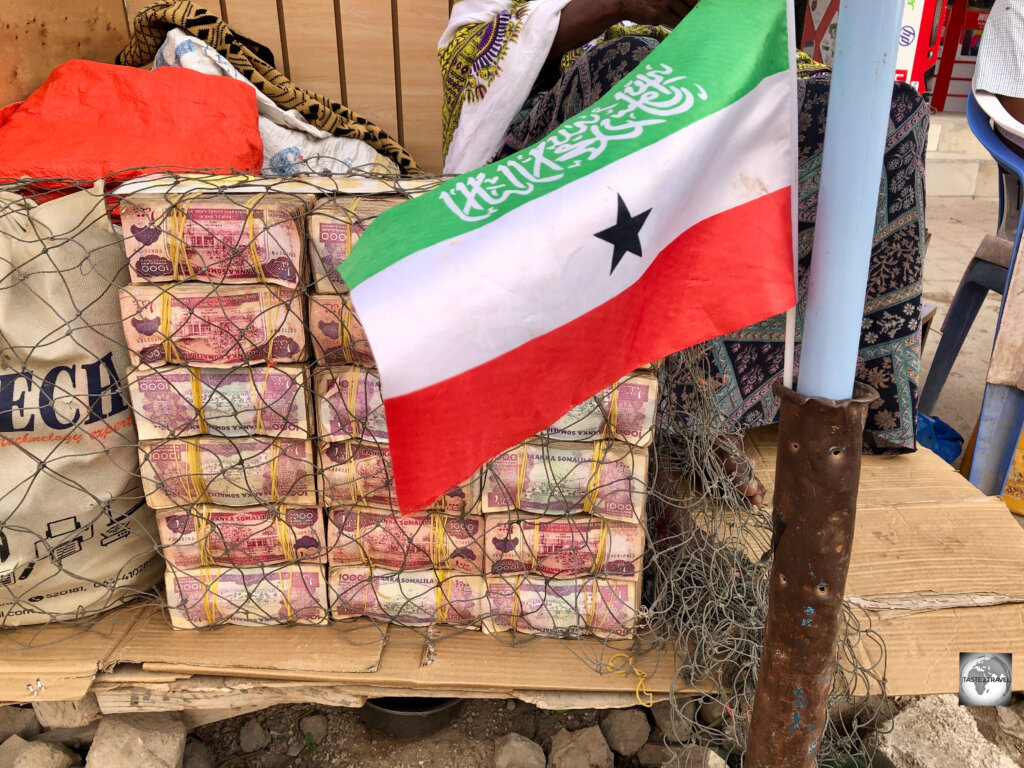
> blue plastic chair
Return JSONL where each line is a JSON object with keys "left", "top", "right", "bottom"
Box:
{"left": 921, "top": 91, "right": 1024, "bottom": 494}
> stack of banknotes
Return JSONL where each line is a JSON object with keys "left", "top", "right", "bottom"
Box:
{"left": 119, "top": 191, "right": 330, "bottom": 628}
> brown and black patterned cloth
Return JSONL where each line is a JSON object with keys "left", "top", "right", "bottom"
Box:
{"left": 116, "top": 1, "right": 421, "bottom": 175}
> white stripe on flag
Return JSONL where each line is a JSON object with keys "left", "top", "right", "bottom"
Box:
{"left": 354, "top": 70, "right": 793, "bottom": 399}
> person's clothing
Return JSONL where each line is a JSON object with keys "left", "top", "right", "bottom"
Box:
{"left": 438, "top": 0, "right": 666, "bottom": 173}
{"left": 695, "top": 75, "right": 928, "bottom": 453}
{"left": 497, "top": 35, "right": 661, "bottom": 158}
{"left": 973, "top": 0, "right": 1024, "bottom": 153}
{"left": 116, "top": 0, "right": 421, "bottom": 175}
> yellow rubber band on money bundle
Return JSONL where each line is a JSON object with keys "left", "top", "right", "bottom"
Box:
{"left": 268, "top": 440, "right": 282, "bottom": 503}
{"left": 200, "top": 564, "right": 221, "bottom": 627}
{"left": 508, "top": 575, "right": 523, "bottom": 633}
{"left": 262, "top": 297, "right": 282, "bottom": 367}
{"left": 582, "top": 442, "right": 607, "bottom": 516}
{"left": 594, "top": 518, "right": 609, "bottom": 574}
{"left": 584, "top": 578, "right": 599, "bottom": 635}
{"left": 353, "top": 509, "right": 371, "bottom": 565}
{"left": 338, "top": 300, "right": 354, "bottom": 357}
{"left": 344, "top": 368, "right": 361, "bottom": 438}
{"left": 188, "top": 367, "right": 209, "bottom": 435}
{"left": 602, "top": 384, "right": 621, "bottom": 440}
{"left": 276, "top": 567, "right": 296, "bottom": 623}
{"left": 194, "top": 505, "right": 213, "bottom": 567}
{"left": 275, "top": 504, "right": 296, "bottom": 563}
{"left": 434, "top": 569, "right": 451, "bottom": 624}
{"left": 159, "top": 290, "right": 183, "bottom": 365}
{"left": 604, "top": 653, "right": 654, "bottom": 708}
{"left": 165, "top": 193, "right": 200, "bottom": 280}
{"left": 514, "top": 444, "right": 529, "bottom": 510}
{"left": 186, "top": 439, "right": 211, "bottom": 504}
{"left": 344, "top": 198, "right": 362, "bottom": 257}
{"left": 243, "top": 193, "right": 269, "bottom": 283}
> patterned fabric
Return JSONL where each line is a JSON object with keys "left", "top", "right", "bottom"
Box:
{"left": 498, "top": 36, "right": 661, "bottom": 158}
{"left": 491, "top": 45, "right": 927, "bottom": 453}
{"left": 700, "top": 75, "right": 928, "bottom": 453}
{"left": 440, "top": 1, "right": 533, "bottom": 160}
{"left": 116, "top": 1, "right": 421, "bottom": 175}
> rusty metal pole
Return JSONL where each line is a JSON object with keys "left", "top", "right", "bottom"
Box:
{"left": 745, "top": 382, "right": 877, "bottom": 765}
{"left": 746, "top": 0, "right": 903, "bottom": 762}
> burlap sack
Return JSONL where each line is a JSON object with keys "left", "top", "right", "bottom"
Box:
{"left": 0, "top": 184, "right": 161, "bottom": 626}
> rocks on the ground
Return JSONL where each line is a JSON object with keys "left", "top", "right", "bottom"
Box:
{"left": 493, "top": 732, "right": 545, "bottom": 768}
{"left": 546, "top": 726, "right": 613, "bottom": 768}
{"left": 85, "top": 712, "right": 186, "bottom": 768}
{"left": 507, "top": 700, "right": 517, "bottom": 712}
{"left": 598, "top": 708, "right": 650, "bottom": 756}
{"left": 239, "top": 717, "right": 271, "bottom": 754}
{"left": 35, "top": 723, "right": 99, "bottom": 749}
{"left": 871, "top": 695, "right": 1017, "bottom": 768}
{"left": 32, "top": 695, "right": 101, "bottom": 730}
{"left": 637, "top": 742, "right": 671, "bottom": 767}
{"left": 286, "top": 737, "right": 305, "bottom": 757}
{"left": 0, "top": 734, "right": 80, "bottom": 768}
{"left": 0, "top": 706, "right": 42, "bottom": 741}
{"left": 298, "top": 714, "right": 327, "bottom": 746}
{"left": 183, "top": 739, "right": 214, "bottom": 768}
{"left": 671, "top": 744, "right": 727, "bottom": 768}
{"left": 650, "top": 699, "right": 697, "bottom": 744}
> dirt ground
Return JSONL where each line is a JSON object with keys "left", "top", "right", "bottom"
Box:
{"left": 196, "top": 699, "right": 608, "bottom": 768}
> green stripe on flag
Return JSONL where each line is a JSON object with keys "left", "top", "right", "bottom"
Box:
{"left": 341, "top": 0, "right": 789, "bottom": 289}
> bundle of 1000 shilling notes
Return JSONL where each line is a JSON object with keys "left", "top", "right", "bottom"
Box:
{"left": 166, "top": 563, "right": 327, "bottom": 628}
{"left": 139, "top": 437, "right": 317, "bottom": 509}
{"left": 307, "top": 196, "right": 405, "bottom": 293}
{"left": 128, "top": 364, "right": 311, "bottom": 441}
{"left": 120, "top": 283, "right": 307, "bottom": 367}
{"left": 121, "top": 193, "right": 313, "bottom": 288}
{"left": 157, "top": 505, "right": 326, "bottom": 568}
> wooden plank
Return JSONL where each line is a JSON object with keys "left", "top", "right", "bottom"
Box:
{"left": 0, "top": 0, "right": 129, "bottom": 105}
{"left": 280, "top": 0, "right": 343, "bottom": 103}
{"left": 337, "top": 0, "right": 400, "bottom": 139}
{"left": 395, "top": 0, "right": 448, "bottom": 172}
{"left": 223, "top": 0, "right": 286, "bottom": 73}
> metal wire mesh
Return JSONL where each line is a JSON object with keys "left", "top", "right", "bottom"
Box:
{"left": 0, "top": 164, "right": 889, "bottom": 765}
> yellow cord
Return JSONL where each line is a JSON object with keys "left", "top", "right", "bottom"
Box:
{"left": 244, "top": 193, "right": 269, "bottom": 283}
{"left": 195, "top": 505, "right": 212, "bottom": 566}
{"left": 200, "top": 564, "right": 221, "bottom": 627}
{"left": 159, "top": 290, "right": 182, "bottom": 364}
{"left": 189, "top": 367, "right": 208, "bottom": 435}
{"left": 582, "top": 442, "right": 607, "bottom": 516}
{"left": 514, "top": 444, "right": 529, "bottom": 510}
{"left": 604, "top": 652, "right": 654, "bottom": 707}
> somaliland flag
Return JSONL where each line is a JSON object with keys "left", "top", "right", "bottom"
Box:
{"left": 341, "top": 0, "right": 797, "bottom": 512}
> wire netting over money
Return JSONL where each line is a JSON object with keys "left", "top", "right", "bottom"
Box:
{"left": 0, "top": 165, "right": 889, "bottom": 765}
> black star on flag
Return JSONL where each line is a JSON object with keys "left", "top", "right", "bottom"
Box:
{"left": 594, "top": 194, "right": 652, "bottom": 275}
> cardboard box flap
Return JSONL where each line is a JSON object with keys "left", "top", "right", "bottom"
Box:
{"left": 112, "top": 609, "right": 386, "bottom": 677}
{"left": 0, "top": 605, "right": 145, "bottom": 703}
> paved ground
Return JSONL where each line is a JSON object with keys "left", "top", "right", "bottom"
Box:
{"left": 920, "top": 195, "right": 1003, "bottom": 453}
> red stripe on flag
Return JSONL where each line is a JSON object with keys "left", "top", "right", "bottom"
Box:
{"left": 386, "top": 188, "right": 796, "bottom": 512}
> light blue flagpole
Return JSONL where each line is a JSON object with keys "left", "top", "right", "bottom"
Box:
{"left": 747, "top": 2, "right": 907, "bottom": 765}
{"left": 797, "top": 0, "right": 906, "bottom": 400}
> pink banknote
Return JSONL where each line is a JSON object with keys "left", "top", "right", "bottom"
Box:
{"left": 120, "top": 283, "right": 307, "bottom": 367}
{"left": 166, "top": 563, "right": 328, "bottom": 629}
{"left": 314, "top": 366, "right": 386, "bottom": 442}
{"left": 157, "top": 505, "right": 326, "bottom": 568}
{"left": 328, "top": 566, "right": 486, "bottom": 627}
{"left": 308, "top": 293, "right": 374, "bottom": 367}
{"left": 308, "top": 196, "right": 405, "bottom": 293}
{"left": 542, "top": 372, "right": 659, "bottom": 446}
{"left": 485, "top": 575, "right": 638, "bottom": 638}
{"left": 485, "top": 515, "right": 643, "bottom": 579}
{"left": 481, "top": 440, "right": 648, "bottom": 521}
{"left": 319, "top": 441, "right": 479, "bottom": 513}
{"left": 122, "top": 193, "right": 311, "bottom": 289}
{"left": 139, "top": 437, "right": 317, "bottom": 509}
{"left": 128, "top": 363, "right": 311, "bottom": 441}
{"left": 326, "top": 507, "right": 483, "bottom": 573}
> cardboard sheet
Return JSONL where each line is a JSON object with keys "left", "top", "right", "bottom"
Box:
{"left": 3, "top": 427, "right": 1023, "bottom": 703}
